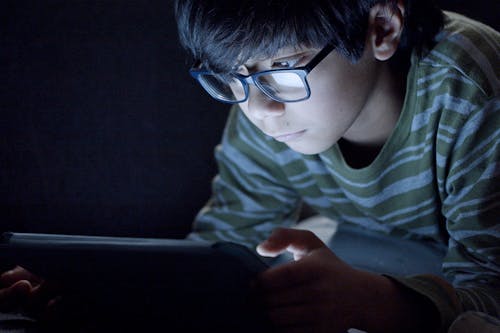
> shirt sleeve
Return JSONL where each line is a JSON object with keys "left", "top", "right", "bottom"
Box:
{"left": 391, "top": 93, "right": 500, "bottom": 332}
{"left": 441, "top": 94, "right": 500, "bottom": 314}
{"left": 186, "top": 106, "right": 302, "bottom": 248}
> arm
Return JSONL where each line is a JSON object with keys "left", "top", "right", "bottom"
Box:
{"left": 394, "top": 94, "right": 500, "bottom": 330}
{"left": 187, "top": 106, "right": 303, "bottom": 248}
{"left": 441, "top": 98, "right": 500, "bottom": 315}
{"left": 410, "top": 99, "right": 500, "bottom": 332}
{"left": 390, "top": 17, "right": 500, "bottom": 330}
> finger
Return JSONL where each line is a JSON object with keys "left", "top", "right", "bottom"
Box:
{"left": 0, "top": 280, "right": 33, "bottom": 310}
{"left": 257, "top": 259, "right": 319, "bottom": 291}
{"left": 40, "top": 295, "right": 64, "bottom": 322}
{"left": 31, "top": 280, "right": 60, "bottom": 304}
{"left": 257, "top": 228, "right": 325, "bottom": 260}
{"left": 14, "top": 281, "right": 62, "bottom": 320}
{"left": 1, "top": 266, "right": 42, "bottom": 286}
{"left": 47, "top": 295, "right": 63, "bottom": 308}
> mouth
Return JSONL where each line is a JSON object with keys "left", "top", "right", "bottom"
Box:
{"left": 272, "top": 130, "right": 306, "bottom": 143}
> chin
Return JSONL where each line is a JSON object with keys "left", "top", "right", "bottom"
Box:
{"left": 287, "top": 142, "right": 332, "bottom": 155}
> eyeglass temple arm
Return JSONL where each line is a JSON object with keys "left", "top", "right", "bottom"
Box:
{"left": 303, "top": 43, "right": 336, "bottom": 72}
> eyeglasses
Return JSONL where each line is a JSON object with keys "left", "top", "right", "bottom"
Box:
{"left": 189, "top": 43, "right": 335, "bottom": 104}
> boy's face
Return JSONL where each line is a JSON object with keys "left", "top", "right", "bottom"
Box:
{"left": 237, "top": 45, "right": 383, "bottom": 155}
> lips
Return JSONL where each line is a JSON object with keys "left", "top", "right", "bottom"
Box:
{"left": 272, "top": 130, "right": 306, "bottom": 142}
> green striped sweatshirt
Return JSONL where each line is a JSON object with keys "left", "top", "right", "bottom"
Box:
{"left": 188, "top": 12, "right": 500, "bottom": 331}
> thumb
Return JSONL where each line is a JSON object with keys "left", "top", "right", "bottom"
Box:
{"left": 256, "top": 228, "right": 326, "bottom": 260}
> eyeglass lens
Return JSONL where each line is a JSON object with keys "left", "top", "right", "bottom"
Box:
{"left": 198, "top": 74, "right": 246, "bottom": 102}
{"left": 255, "top": 72, "right": 307, "bottom": 101}
{"left": 199, "top": 72, "right": 308, "bottom": 102}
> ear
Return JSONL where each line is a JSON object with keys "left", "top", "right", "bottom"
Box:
{"left": 367, "top": 2, "right": 404, "bottom": 61}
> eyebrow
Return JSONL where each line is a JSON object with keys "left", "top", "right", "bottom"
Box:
{"left": 273, "top": 50, "right": 313, "bottom": 62}
{"left": 243, "top": 49, "right": 315, "bottom": 69}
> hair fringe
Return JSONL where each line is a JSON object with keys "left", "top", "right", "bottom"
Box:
{"left": 175, "top": 0, "right": 443, "bottom": 73}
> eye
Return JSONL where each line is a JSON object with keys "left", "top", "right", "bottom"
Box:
{"left": 271, "top": 57, "right": 302, "bottom": 69}
{"left": 233, "top": 65, "right": 249, "bottom": 75}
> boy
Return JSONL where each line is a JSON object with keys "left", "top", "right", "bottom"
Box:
{"left": 175, "top": 0, "right": 499, "bottom": 332}
{"left": 1, "top": 0, "right": 498, "bottom": 332}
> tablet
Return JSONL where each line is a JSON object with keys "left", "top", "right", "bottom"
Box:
{"left": 0, "top": 232, "right": 271, "bottom": 332}
{"left": 0, "top": 231, "right": 268, "bottom": 280}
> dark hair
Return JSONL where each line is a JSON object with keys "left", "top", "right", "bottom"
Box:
{"left": 175, "top": 0, "right": 443, "bottom": 73}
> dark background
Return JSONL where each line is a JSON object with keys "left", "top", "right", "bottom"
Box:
{"left": 1, "top": 1, "right": 498, "bottom": 238}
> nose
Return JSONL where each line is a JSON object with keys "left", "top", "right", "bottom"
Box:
{"left": 246, "top": 86, "right": 285, "bottom": 120}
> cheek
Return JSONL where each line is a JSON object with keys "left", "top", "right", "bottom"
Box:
{"left": 307, "top": 72, "right": 347, "bottom": 111}
{"left": 236, "top": 102, "right": 251, "bottom": 120}
{"left": 238, "top": 102, "right": 249, "bottom": 113}
{"left": 235, "top": 102, "right": 267, "bottom": 130}
{"left": 308, "top": 61, "right": 375, "bottom": 117}
{"left": 309, "top": 52, "right": 372, "bottom": 99}
{"left": 306, "top": 77, "right": 345, "bottom": 116}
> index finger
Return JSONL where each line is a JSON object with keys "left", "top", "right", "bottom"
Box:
{"left": 257, "top": 228, "right": 325, "bottom": 260}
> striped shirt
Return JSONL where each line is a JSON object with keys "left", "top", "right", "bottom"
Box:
{"left": 188, "top": 12, "right": 500, "bottom": 330}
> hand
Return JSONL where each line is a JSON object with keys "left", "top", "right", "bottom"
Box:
{"left": 256, "top": 228, "right": 372, "bottom": 332}
{"left": 0, "top": 266, "right": 60, "bottom": 318}
{"left": 255, "top": 228, "right": 435, "bottom": 333}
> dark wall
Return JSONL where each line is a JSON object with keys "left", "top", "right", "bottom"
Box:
{"left": 1, "top": 1, "right": 227, "bottom": 238}
{"left": 1, "top": 1, "right": 497, "bottom": 238}
{"left": 439, "top": 0, "right": 499, "bottom": 30}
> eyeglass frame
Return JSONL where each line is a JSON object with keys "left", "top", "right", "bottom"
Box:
{"left": 189, "top": 43, "right": 336, "bottom": 104}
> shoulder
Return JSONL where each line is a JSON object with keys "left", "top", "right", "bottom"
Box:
{"left": 416, "top": 11, "right": 499, "bottom": 100}
{"left": 406, "top": 12, "right": 499, "bottom": 135}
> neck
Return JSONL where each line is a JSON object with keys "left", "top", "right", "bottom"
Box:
{"left": 340, "top": 62, "right": 407, "bottom": 168}
{"left": 343, "top": 62, "right": 406, "bottom": 147}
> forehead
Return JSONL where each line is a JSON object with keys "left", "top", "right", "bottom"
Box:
{"left": 241, "top": 45, "right": 314, "bottom": 67}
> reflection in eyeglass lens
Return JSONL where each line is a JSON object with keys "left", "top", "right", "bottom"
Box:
{"left": 200, "top": 74, "right": 244, "bottom": 101}
{"left": 256, "top": 73, "right": 307, "bottom": 100}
